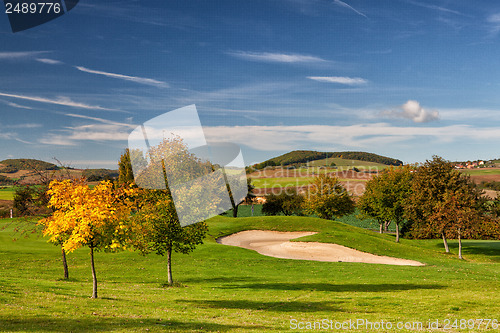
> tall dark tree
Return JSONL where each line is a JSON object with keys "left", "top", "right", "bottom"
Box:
{"left": 118, "top": 148, "right": 135, "bottom": 185}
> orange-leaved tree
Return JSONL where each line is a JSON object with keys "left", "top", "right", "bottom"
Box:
{"left": 39, "top": 179, "right": 136, "bottom": 298}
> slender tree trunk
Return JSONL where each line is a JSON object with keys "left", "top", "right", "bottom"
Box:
{"left": 458, "top": 228, "right": 463, "bottom": 260}
{"left": 395, "top": 223, "right": 400, "bottom": 243}
{"left": 90, "top": 246, "right": 98, "bottom": 298}
{"left": 232, "top": 204, "right": 239, "bottom": 218}
{"left": 379, "top": 223, "right": 383, "bottom": 234}
{"left": 61, "top": 246, "right": 69, "bottom": 279}
{"left": 441, "top": 232, "right": 450, "bottom": 253}
{"left": 384, "top": 221, "right": 391, "bottom": 232}
{"left": 167, "top": 247, "right": 173, "bottom": 285}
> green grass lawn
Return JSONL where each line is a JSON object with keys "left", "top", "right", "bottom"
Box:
{"left": 460, "top": 168, "right": 500, "bottom": 176}
{"left": 0, "top": 186, "right": 15, "bottom": 200}
{"left": 0, "top": 216, "right": 499, "bottom": 332}
{"left": 308, "top": 157, "right": 388, "bottom": 170}
{"left": 252, "top": 177, "right": 366, "bottom": 189}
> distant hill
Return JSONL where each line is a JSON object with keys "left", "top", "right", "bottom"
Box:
{"left": 252, "top": 150, "right": 403, "bottom": 169}
{"left": 0, "top": 159, "right": 58, "bottom": 173}
{"left": 0, "top": 158, "right": 118, "bottom": 184}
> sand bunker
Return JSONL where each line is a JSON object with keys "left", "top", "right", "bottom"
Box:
{"left": 218, "top": 230, "right": 424, "bottom": 266}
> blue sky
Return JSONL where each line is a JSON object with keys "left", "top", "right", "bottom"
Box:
{"left": 2, "top": 0, "right": 500, "bottom": 168}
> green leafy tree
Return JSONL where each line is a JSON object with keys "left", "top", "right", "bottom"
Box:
{"left": 404, "top": 156, "right": 485, "bottom": 252}
{"left": 262, "top": 190, "right": 304, "bottom": 216}
{"left": 358, "top": 166, "right": 413, "bottom": 242}
{"left": 13, "top": 186, "right": 35, "bottom": 216}
{"left": 431, "top": 193, "right": 483, "bottom": 259}
{"left": 131, "top": 189, "right": 208, "bottom": 285}
{"left": 305, "top": 174, "right": 354, "bottom": 220}
{"left": 130, "top": 136, "right": 216, "bottom": 285}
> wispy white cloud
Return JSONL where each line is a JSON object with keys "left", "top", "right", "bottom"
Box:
{"left": 487, "top": 13, "right": 500, "bottom": 36}
{"left": 332, "top": 0, "right": 367, "bottom": 18}
{"left": 0, "top": 131, "right": 32, "bottom": 144}
{"left": 5, "top": 123, "right": 42, "bottom": 129}
{"left": 226, "top": 51, "right": 329, "bottom": 64}
{"left": 0, "top": 92, "right": 119, "bottom": 111}
{"left": 307, "top": 76, "right": 368, "bottom": 85}
{"left": 0, "top": 99, "right": 33, "bottom": 109}
{"left": 0, "top": 51, "right": 48, "bottom": 60}
{"left": 75, "top": 66, "right": 168, "bottom": 88}
{"left": 39, "top": 123, "right": 130, "bottom": 146}
{"left": 62, "top": 112, "right": 137, "bottom": 129}
{"left": 404, "top": 0, "right": 462, "bottom": 16}
{"left": 203, "top": 123, "right": 500, "bottom": 152}
{"left": 381, "top": 100, "right": 439, "bottom": 123}
{"left": 60, "top": 160, "right": 120, "bottom": 168}
{"left": 36, "top": 58, "right": 63, "bottom": 65}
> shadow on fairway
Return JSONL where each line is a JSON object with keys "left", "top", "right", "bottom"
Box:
{"left": 434, "top": 241, "right": 500, "bottom": 262}
{"left": 218, "top": 282, "right": 445, "bottom": 292}
{"left": 0, "top": 317, "right": 265, "bottom": 332}
{"left": 180, "top": 299, "right": 349, "bottom": 313}
{"left": 182, "top": 276, "right": 255, "bottom": 283}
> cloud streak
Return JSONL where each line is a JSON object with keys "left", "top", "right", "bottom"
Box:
{"left": 75, "top": 66, "right": 168, "bottom": 88}
{"left": 62, "top": 112, "right": 137, "bottom": 129}
{"left": 307, "top": 76, "right": 368, "bottom": 85}
{"left": 36, "top": 58, "right": 63, "bottom": 65}
{"left": 404, "top": 0, "right": 462, "bottom": 16}
{"left": 0, "top": 92, "right": 119, "bottom": 111}
{"left": 39, "top": 123, "right": 130, "bottom": 146}
{"left": 332, "top": 0, "right": 367, "bottom": 18}
{"left": 227, "top": 51, "right": 329, "bottom": 64}
{"left": 0, "top": 51, "right": 48, "bottom": 60}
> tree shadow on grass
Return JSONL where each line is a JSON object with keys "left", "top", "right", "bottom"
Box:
{"left": 181, "top": 276, "right": 256, "bottom": 283}
{"left": 218, "top": 283, "right": 445, "bottom": 293}
{"left": 179, "top": 299, "right": 348, "bottom": 313}
{"left": 0, "top": 317, "right": 264, "bottom": 332}
{"left": 433, "top": 241, "right": 500, "bottom": 262}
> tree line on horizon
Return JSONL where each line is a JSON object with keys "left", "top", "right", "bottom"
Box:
{"left": 251, "top": 150, "right": 403, "bottom": 170}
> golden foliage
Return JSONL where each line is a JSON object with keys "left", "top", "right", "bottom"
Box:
{"left": 39, "top": 179, "right": 136, "bottom": 252}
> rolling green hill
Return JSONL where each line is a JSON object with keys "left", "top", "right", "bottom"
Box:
{"left": 253, "top": 150, "right": 402, "bottom": 169}
{"left": 0, "top": 158, "right": 58, "bottom": 173}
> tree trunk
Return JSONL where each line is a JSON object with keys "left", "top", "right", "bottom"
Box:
{"left": 90, "top": 246, "right": 98, "bottom": 298}
{"left": 379, "top": 223, "right": 383, "bottom": 234}
{"left": 395, "top": 223, "right": 400, "bottom": 243}
{"left": 458, "top": 229, "right": 463, "bottom": 260}
{"left": 441, "top": 232, "right": 450, "bottom": 253}
{"left": 61, "top": 246, "right": 69, "bottom": 280}
{"left": 384, "top": 221, "right": 391, "bottom": 232}
{"left": 167, "top": 247, "right": 173, "bottom": 285}
{"left": 232, "top": 204, "right": 239, "bottom": 218}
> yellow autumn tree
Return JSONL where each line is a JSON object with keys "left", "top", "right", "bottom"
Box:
{"left": 39, "top": 179, "right": 136, "bottom": 298}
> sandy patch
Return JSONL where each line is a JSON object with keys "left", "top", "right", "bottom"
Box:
{"left": 218, "top": 230, "right": 424, "bottom": 266}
